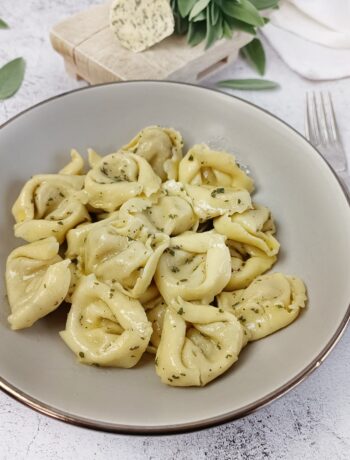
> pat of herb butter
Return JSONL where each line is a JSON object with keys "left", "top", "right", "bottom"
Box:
{"left": 110, "top": 0, "right": 175, "bottom": 53}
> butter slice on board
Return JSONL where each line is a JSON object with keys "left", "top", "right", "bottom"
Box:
{"left": 110, "top": 0, "right": 175, "bottom": 52}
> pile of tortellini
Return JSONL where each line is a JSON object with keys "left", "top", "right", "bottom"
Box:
{"left": 5, "top": 126, "right": 307, "bottom": 387}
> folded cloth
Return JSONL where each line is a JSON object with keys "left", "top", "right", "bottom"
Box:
{"left": 262, "top": 0, "right": 350, "bottom": 80}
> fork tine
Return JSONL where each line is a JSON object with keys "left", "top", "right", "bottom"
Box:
{"left": 322, "top": 92, "right": 338, "bottom": 143}
{"left": 316, "top": 92, "right": 329, "bottom": 144}
{"left": 306, "top": 92, "right": 320, "bottom": 145}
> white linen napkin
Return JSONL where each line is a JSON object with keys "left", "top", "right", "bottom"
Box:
{"left": 262, "top": 0, "right": 350, "bottom": 80}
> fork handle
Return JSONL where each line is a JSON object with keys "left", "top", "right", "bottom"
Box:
{"left": 338, "top": 171, "right": 350, "bottom": 194}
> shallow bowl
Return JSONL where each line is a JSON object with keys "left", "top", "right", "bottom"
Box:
{"left": 1, "top": 81, "right": 349, "bottom": 434}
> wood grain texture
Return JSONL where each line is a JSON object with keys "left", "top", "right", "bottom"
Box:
{"left": 50, "top": 3, "right": 252, "bottom": 84}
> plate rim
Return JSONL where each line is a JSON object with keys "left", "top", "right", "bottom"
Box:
{"left": 1, "top": 80, "right": 349, "bottom": 435}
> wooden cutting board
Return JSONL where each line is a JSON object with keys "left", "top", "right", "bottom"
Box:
{"left": 50, "top": 2, "right": 252, "bottom": 84}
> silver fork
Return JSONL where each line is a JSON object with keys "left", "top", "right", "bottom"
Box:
{"left": 305, "top": 91, "right": 350, "bottom": 190}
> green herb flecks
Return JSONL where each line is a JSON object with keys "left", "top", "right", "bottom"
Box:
{"left": 211, "top": 187, "right": 225, "bottom": 198}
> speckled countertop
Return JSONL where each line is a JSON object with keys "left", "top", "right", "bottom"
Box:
{"left": 0, "top": 1, "right": 349, "bottom": 459}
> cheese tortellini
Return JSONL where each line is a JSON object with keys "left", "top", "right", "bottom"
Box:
{"left": 123, "top": 126, "right": 183, "bottom": 181}
{"left": 217, "top": 273, "right": 307, "bottom": 341}
{"left": 65, "top": 213, "right": 121, "bottom": 261}
{"left": 119, "top": 180, "right": 198, "bottom": 235}
{"left": 60, "top": 275, "right": 152, "bottom": 367}
{"left": 214, "top": 204, "right": 280, "bottom": 257}
{"left": 12, "top": 174, "right": 90, "bottom": 243}
{"left": 84, "top": 151, "right": 161, "bottom": 212}
{"left": 82, "top": 217, "right": 169, "bottom": 298}
{"left": 155, "top": 298, "right": 244, "bottom": 387}
{"left": 5, "top": 126, "right": 307, "bottom": 388}
{"left": 179, "top": 144, "right": 254, "bottom": 192}
{"left": 225, "top": 241, "right": 277, "bottom": 291}
{"left": 6, "top": 237, "right": 71, "bottom": 330}
{"left": 155, "top": 231, "right": 231, "bottom": 304}
{"left": 184, "top": 183, "right": 252, "bottom": 222}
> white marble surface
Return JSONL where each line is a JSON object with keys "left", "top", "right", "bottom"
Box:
{"left": 0, "top": 1, "right": 349, "bottom": 459}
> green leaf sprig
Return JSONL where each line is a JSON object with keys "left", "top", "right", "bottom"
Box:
{"left": 0, "top": 18, "right": 26, "bottom": 100}
{"left": 170, "top": 0, "right": 279, "bottom": 49}
{"left": 170, "top": 1, "right": 280, "bottom": 90}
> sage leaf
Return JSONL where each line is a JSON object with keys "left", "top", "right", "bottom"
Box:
{"left": 193, "top": 10, "right": 206, "bottom": 22}
{"left": 187, "top": 21, "right": 206, "bottom": 46}
{"left": 189, "top": 0, "right": 211, "bottom": 21}
{"left": 217, "top": 79, "right": 279, "bottom": 90}
{"left": 0, "top": 18, "right": 9, "bottom": 29}
{"left": 222, "top": 0, "right": 264, "bottom": 27}
{"left": 241, "top": 38, "right": 266, "bottom": 75}
{"left": 223, "top": 15, "right": 257, "bottom": 35}
{"left": 205, "top": 7, "right": 223, "bottom": 48}
{"left": 210, "top": 2, "right": 220, "bottom": 25}
{"left": 178, "top": 0, "right": 197, "bottom": 18}
{"left": 249, "top": 0, "right": 279, "bottom": 10}
{"left": 171, "top": 0, "right": 189, "bottom": 34}
{"left": 222, "top": 20, "right": 233, "bottom": 39}
{"left": 0, "top": 57, "right": 26, "bottom": 100}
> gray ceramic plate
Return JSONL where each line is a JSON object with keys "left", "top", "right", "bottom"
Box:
{"left": 1, "top": 82, "right": 350, "bottom": 434}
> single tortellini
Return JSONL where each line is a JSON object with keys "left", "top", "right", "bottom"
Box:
{"left": 155, "top": 230, "right": 231, "bottom": 304}
{"left": 143, "top": 296, "right": 167, "bottom": 354}
{"left": 214, "top": 204, "right": 280, "bottom": 257}
{"left": 12, "top": 174, "right": 90, "bottom": 243}
{"left": 12, "top": 174, "right": 85, "bottom": 223}
{"left": 119, "top": 181, "right": 198, "bottom": 236}
{"left": 226, "top": 241, "right": 277, "bottom": 291}
{"left": 5, "top": 237, "right": 71, "bottom": 330}
{"left": 155, "top": 298, "right": 244, "bottom": 387}
{"left": 82, "top": 216, "right": 169, "bottom": 298}
{"left": 60, "top": 275, "right": 152, "bottom": 367}
{"left": 178, "top": 144, "right": 254, "bottom": 192}
{"left": 84, "top": 151, "right": 161, "bottom": 212}
{"left": 123, "top": 126, "right": 183, "bottom": 181}
{"left": 66, "top": 215, "right": 122, "bottom": 301}
{"left": 59, "top": 149, "right": 85, "bottom": 175}
{"left": 217, "top": 273, "right": 307, "bottom": 341}
{"left": 184, "top": 184, "right": 252, "bottom": 222}
{"left": 65, "top": 213, "right": 120, "bottom": 261}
